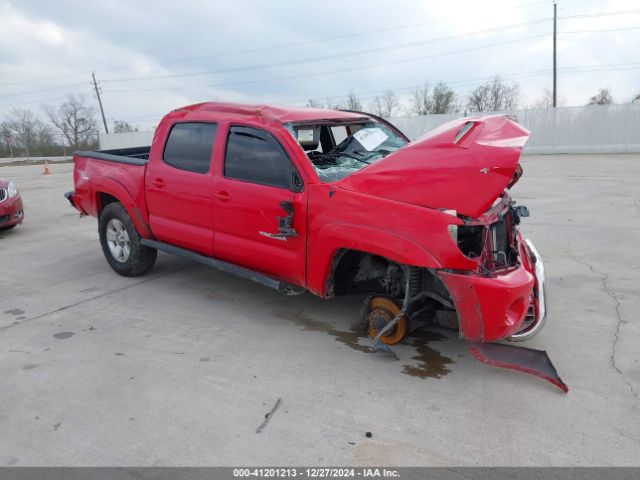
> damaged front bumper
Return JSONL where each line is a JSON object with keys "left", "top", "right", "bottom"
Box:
{"left": 0, "top": 193, "right": 24, "bottom": 228}
{"left": 508, "top": 239, "right": 547, "bottom": 341}
{"left": 437, "top": 234, "right": 547, "bottom": 343}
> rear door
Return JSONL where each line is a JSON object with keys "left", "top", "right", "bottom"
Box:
{"left": 146, "top": 122, "right": 218, "bottom": 255}
{"left": 212, "top": 125, "right": 307, "bottom": 285}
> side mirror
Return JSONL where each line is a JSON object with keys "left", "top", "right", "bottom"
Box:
{"left": 290, "top": 170, "right": 304, "bottom": 193}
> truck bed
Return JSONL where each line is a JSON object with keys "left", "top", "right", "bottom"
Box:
{"left": 69, "top": 147, "right": 150, "bottom": 230}
{"left": 73, "top": 146, "right": 151, "bottom": 166}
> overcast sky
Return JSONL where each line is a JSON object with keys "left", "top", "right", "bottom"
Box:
{"left": 1, "top": 0, "right": 639, "bottom": 130}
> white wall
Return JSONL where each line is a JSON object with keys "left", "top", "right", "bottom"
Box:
{"left": 391, "top": 104, "right": 640, "bottom": 154}
{"left": 99, "top": 131, "right": 154, "bottom": 150}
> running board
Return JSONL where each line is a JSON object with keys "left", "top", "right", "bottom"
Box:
{"left": 140, "top": 239, "right": 305, "bottom": 295}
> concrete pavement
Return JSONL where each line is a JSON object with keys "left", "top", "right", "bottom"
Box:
{"left": 0, "top": 155, "right": 638, "bottom": 466}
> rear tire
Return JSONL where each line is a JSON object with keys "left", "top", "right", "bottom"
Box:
{"left": 99, "top": 202, "right": 156, "bottom": 276}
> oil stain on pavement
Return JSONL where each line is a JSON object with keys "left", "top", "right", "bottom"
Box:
{"left": 275, "top": 309, "right": 454, "bottom": 378}
{"left": 275, "top": 309, "right": 371, "bottom": 353}
{"left": 401, "top": 330, "right": 454, "bottom": 378}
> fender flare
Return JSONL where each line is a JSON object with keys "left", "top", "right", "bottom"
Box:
{"left": 91, "top": 176, "right": 152, "bottom": 238}
{"left": 308, "top": 223, "right": 442, "bottom": 297}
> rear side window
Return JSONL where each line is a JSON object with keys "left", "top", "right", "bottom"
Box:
{"left": 224, "top": 126, "right": 294, "bottom": 189}
{"left": 163, "top": 122, "right": 217, "bottom": 174}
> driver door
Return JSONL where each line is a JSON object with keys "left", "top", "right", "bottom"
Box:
{"left": 211, "top": 125, "right": 307, "bottom": 286}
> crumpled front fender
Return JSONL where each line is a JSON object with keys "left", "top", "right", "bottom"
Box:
{"left": 437, "top": 236, "right": 535, "bottom": 342}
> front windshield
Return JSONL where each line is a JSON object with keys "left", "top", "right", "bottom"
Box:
{"left": 285, "top": 120, "right": 407, "bottom": 182}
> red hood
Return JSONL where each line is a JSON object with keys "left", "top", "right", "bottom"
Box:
{"left": 337, "top": 115, "right": 529, "bottom": 218}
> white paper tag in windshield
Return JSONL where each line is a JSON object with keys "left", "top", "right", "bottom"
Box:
{"left": 353, "top": 127, "right": 388, "bottom": 151}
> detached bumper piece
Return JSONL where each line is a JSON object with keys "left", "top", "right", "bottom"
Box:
{"left": 470, "top": 342, "right": 568, "bottom": 393}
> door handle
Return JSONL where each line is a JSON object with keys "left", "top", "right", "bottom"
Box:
{"left": 212, "top": 191, "right": 231, "bottom": 202}
{"left": 151, "top": 178, "right": 166, "bottom": 189}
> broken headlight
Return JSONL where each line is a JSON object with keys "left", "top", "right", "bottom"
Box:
{"left": 457, "top": 225, "right": 486, "bottom": 258}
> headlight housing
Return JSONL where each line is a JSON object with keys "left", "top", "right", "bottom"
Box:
{"left": 7, "top": 181, "right": 18, "bottom": 198}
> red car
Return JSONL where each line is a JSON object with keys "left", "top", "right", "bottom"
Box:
{"left": 66, "top": 102, "right": 557, "bottom": 386}
{"left": 0, "top": 178, "right": 24, "bottom": 230}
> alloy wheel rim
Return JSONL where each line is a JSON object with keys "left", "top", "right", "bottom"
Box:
{"left": 106, "top": 218, "right": 130, "bottom": 263}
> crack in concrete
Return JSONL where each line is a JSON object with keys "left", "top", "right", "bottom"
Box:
{"left": 0, "top": 265, "right": 193, "bottom": 333}
{"left": 570, "top": 253, "right": 638, "bottom": 401}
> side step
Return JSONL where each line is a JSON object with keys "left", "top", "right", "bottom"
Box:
{"left": 141, "top": 239, "right": 305, "bottom": 296}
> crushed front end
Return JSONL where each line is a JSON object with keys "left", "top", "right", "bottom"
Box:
{"left": 437, "top": 193, "right": 546, "bottom": 343}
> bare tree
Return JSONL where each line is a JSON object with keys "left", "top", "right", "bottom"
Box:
{"left": 326, "top": 98, "right": 344, "bottom": 110}
{"left": 113, "top": 120, "right": 138, "bottom": 133}
{"left": 34, "top": 120, "right": 59, "bottom": 156}
{"left": 412, "top": 82, "right": 457, "bottom": 115}
{"left": 44, "top": 95, "right": 98, "bottom": 149}
{"left": 632, "top": 93, "right": 640, "bottom": 104}
{"left": 587, "top": 88, "right": 614, "bottom": 105}
{"left": 533, "top": 88, "right": 554, "bottom": 108}
{"left": 412, "top": 83, "right": 432, "bottom": 115}
{"left": 0, "top": 122, "right": 14, "bottom": 158}
{"left": 6, "top": 108, "right": 38, "bottom": 158}
{"left": 431, "top": 82, "right": 456, "bottom": 114}
{"left": 345, "top": 92, "right": 362, "bottom": 111}
{"left": 369, "top": 96, "right": 385, "bottom": 117}
{"left": 381, "top": 89, "right": 399, "bottom": 118}
{"left": 467, "top": 76, "right": 520, "bottom": 112}
{"left": 306, "top": 99, "right": 325, "bottom": 108}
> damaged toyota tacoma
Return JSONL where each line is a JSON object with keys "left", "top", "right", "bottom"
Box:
{"left": 66, "top": 102, "right": 565, "bottom": 391}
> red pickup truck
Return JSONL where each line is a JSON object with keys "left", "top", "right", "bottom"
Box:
{"left": 66, "top": 102, "right": 547, "bottom": 349}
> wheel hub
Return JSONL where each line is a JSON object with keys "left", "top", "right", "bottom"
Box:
{"left": 369, "top": 308, "right": 397, "bottom": 336}
{"left": 365, "top": 296, "right": 407, "bottom": 345}
{"left": 106, "top": 218, "right": 131, "bottom": 263}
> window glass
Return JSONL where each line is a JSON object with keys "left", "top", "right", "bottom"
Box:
{"left": 163, "top": 123, "right": 217, "bottom": 173}
{"left": 331, "top": 126, "right": 348, "bottom": 145}
{"left": 285, "top": 120, "right": 408, "bottom": 182}
{"left": 225, "top": 127, "right": 293, "bottom": 189}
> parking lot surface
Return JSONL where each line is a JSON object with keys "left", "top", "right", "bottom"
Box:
{"left": 0, "top": 155, "right": 638, "bottom": 466}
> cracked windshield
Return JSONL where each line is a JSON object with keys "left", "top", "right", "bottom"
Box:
{"left": 286, "top": 120, "right": 407, "bottom": 182}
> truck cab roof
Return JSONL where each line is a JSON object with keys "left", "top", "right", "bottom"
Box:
{"left": 168, "top": 101, "right": 369, "bottom": 124}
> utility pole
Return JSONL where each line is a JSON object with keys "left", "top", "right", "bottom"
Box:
{"left": 553, "top": 1, "right": 557, "bottom": 108}
{"left": 91, "top": 72, "right": 109, "bottom": 133}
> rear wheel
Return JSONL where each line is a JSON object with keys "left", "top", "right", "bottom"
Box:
{"left": 99, "top": 202, "right": 156, "bottom": 276}
{"left": 363, "top": 295, "right": 407, "bottom": 345}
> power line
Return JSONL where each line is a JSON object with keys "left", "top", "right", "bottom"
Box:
{"left": 0, "top": 96, "right": 70, "bottom": 109}
{"left": 0, "top": 82, "right": 86, "bottom": 99}
{"left": 103, "top": 34, "right": 549, "bottom": 95}
{"left": 0, "top": 1, "right": 552, "bottom": 90}
{"left": 101, "top": 19, "right": 552, "bottom": 84}
{"left": 0, "top": 4, "right": 635, "bottom": 94}
{"left": 560, "top": 27, "right": 640, "bottom": 34}
{"left": 2, "top": 5, "right": 639, "bottom": 108}
{"left": 560, "top": 9, "right": 640, "bottom": 20}
{"left": 98, "top": 1, "right": 551, "bottom": 71}
{"left": 96, "top": 7, "right": 640, "bottom": 86}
